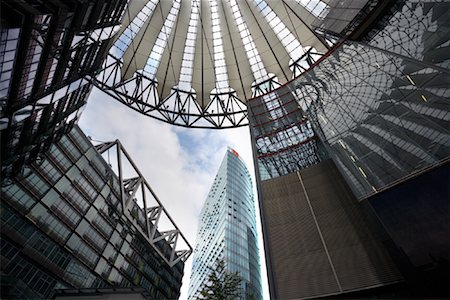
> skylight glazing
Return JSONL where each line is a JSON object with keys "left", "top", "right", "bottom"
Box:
{"left": 295, "top": 0, "right": 328, "bottom": 18}
{"left": 210, "top": 0, "right": 229, "bottom": 91}
{"left": 229, "top": 0, "right": 268, "bottom": 83}
{"left": 112, "top": 0, "right": 159, "bottom": 58}
{"left": 255, "top": 0, "right": 305, "bottom": 62}
{"left": 143, "top": 0, "right": 181, "bottom": 78}
{"left": 178, "top": 0, "right": 200, "bottom": 91}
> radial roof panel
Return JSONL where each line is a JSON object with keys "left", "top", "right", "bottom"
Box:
{"left": 102, "top": 0, "right": 335, "bottom": 128}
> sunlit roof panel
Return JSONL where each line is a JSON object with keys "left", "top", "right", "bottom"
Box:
{"left": 101, "top": 0, "right": 350, "bottom": 128}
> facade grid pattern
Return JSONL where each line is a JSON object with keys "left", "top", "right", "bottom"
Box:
{"left": 1, "top": 126, "right": 184, "bottom": 299}
{"left": 188, "top": 149, "right": 262, "bottom": 300}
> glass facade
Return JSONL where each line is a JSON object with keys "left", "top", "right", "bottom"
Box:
{"left": 250, "top": 0, "right": 450, "bottom": 200}
{"left": 0, "top": 0, "right": 128, "bottom": 180}
{"left": 249, "top": 0, "right": 449, "bottom": 298}
{"left": 188, "top": 149, "right": 262, "bottom": 300}
{"left": 0, "top": 126, "right": 185, "bottom": 299}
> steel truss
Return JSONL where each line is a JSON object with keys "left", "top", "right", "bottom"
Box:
{"left": 95, "top": 140, "right": 192, "bottom": 267}
{"left": 92, "top": 43, "right": 324, "bottom": 128}
{"left": 93, "top": 55, "right": 249, "bottom": 129}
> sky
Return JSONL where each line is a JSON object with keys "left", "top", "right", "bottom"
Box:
{"left": 79, "top": 87, "right": 269, "bottom": 299}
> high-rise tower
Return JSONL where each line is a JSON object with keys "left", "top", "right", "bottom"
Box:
{"left": 188, "top": 149, "right": 262, "bottom": 300}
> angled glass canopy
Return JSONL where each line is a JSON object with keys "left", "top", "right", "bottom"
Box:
{"left": 95, "top": 0, "right": 330, "bottom": 128}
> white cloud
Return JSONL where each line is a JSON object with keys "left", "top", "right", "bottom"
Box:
{"left": 79, "top": 88, "right": 269, "bottom": 299}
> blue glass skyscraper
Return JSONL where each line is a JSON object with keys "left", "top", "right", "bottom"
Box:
{"left": 188, "top": 148, "right": 262, "bottom": 300}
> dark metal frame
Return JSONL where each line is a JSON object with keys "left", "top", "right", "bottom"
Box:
{"left": 93, "top": 46, "right": 326, "bottom": 129}
{"left": 95, "top": 139, "right": 192, "bottom": 267}
{"left": 93, "top": 55, "right": 249, "bottom": 129}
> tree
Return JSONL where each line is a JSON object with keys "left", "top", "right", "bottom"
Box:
{"left": 198, "top": 260, "right": 242, "bottom": 300}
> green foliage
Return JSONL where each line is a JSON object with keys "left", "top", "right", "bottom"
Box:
{"left": 198, "top": 260, "right": 242, "bottom": 300}
{"left": 246, "top": 293, "right": 256, "bottom": 300}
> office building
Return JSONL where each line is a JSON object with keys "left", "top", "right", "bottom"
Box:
{"left": 1, "top": 2, "right": 196, "bottom": 300}
{"left": 188, "top": 149, "right": 262, "bottom": 300}
{"left": 0, "top": 125, "right": 192, "bottom": 299}
{"left": 0, "top": 0, "right": 128, "bottom": 180}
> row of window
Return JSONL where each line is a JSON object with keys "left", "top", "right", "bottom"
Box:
{"left": 1, "top": 126, "right": 183, "bottom": 298}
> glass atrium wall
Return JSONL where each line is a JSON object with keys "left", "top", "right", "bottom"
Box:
{"left": 249, "top": 1, "right": 449, "bottom": 298}
{"left": 250, "top": 0, "right": 450, "bottom": 200}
